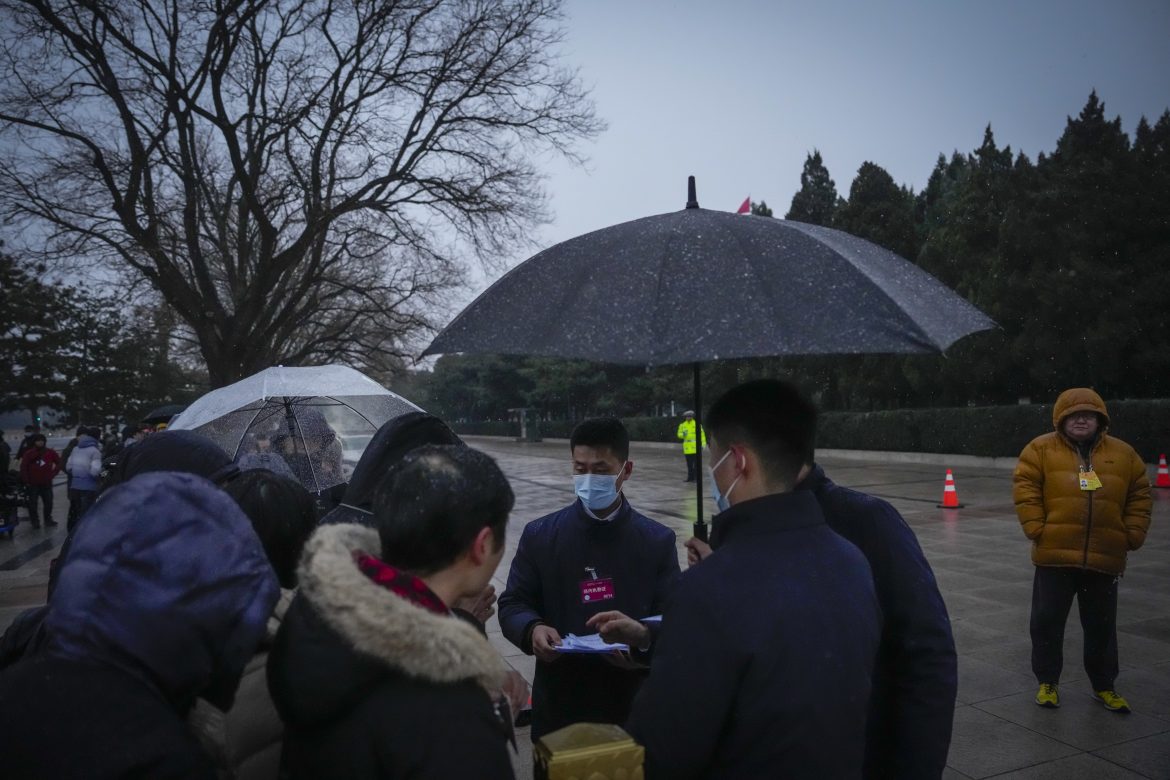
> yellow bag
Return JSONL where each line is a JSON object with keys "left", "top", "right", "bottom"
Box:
{"left": 534, "top": 722, "right": 644, "bottom": 780}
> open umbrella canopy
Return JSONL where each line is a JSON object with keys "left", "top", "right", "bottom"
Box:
{"left": 141, "top": 403, "right": 187, "bottom": 425}
{"left": 424, "top": 179, "right": 996, "bottom": 538}
{"left": 425, "top": 203, "right": 995, "bottom": 364}
{"left": 168, "top": 365, "right": 421, "bottom": 493}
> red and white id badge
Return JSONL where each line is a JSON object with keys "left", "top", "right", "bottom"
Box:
{"left": 580, "top": 577, "right": 616, "bottom": 604}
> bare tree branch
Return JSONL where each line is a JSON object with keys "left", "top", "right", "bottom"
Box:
{"left": 0, "top": 0, "right": 602, "bottom": 385}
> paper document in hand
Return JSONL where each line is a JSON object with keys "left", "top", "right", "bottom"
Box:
{"left": 554, "top": 633, "right": 629, "bottom": 654}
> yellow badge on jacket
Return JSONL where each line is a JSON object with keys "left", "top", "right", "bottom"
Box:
{"left": 1079, "top": 468, "right": 1103, "bottom": 491}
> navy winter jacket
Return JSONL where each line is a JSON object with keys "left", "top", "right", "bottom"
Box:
{"left": 0, "top": 472, "right": 279, "bottom": 778}
{"left": 498, "top": 498, "right": 679, "bottom": 739}
{"left": 802, "top": 464, "right": 958, "bottom": 780}
{"left": 626, "top": 490, "right": 881, "bottom": 780}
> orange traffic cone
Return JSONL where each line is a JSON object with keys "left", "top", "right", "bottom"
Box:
{"left": 1156, "top": 454, "right": 1170, "bottom": 489}
{"left": 937, "top": 469, "right": 964, "bottom": 508}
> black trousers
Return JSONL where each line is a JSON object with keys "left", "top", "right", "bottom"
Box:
{"left": 67, "top": 489, "right": 97, "bottom": 533}
{"left": 1030, "top": 566, "right": 1119, "bottom": 690}
{"left": 684, "top": 453, "right": 697, "bottom": 481}
{"left": 26, "top": 484, "right": 53, "bottom": 525}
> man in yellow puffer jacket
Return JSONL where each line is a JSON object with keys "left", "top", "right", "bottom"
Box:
{"left": 1014, "top": 388, "right": 1151, "bottom": 713}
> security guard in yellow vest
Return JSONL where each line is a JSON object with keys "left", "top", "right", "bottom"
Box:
{"left": 676, "top": 411, "right": 706, "bottom": 482}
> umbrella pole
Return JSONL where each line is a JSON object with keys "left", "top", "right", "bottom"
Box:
{"left": 693, "top": 362, "right": 707, "bottom": 542}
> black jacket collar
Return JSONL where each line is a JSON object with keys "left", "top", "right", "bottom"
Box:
{"left": 710, "top": 490, "right": 826, "bottom": 549}
{"left": 797, "top": 462, "right": 830, "bottom": 494}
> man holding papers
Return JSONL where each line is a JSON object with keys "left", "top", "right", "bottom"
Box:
{"left": 498, "top": 418, "right": 680, "bottom": 740}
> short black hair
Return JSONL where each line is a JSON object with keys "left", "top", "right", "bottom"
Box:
{"left": 222, "top": 469, "right": 318, "bottom": 589}
{"left": 373, "top": 445, "right": 514, "bottom": 575}
{"left": 706, "top": 379, "right": 817, "bottom": 487}
{"left": 569, "top": 417, "right": 630, "bottom": 461}
{"left": 31, "top": 433, "right": 46, "bottom": 445}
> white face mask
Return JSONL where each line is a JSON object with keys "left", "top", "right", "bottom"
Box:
{"left": 573, "top": 462, "right": 627, "bottom": 511}
{"left": 708, "top": 449, "right": 742, "bottom": 513}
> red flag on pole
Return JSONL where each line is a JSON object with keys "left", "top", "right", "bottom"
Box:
{"left": 736, "top": 197, "right": 751, "bottom": 214}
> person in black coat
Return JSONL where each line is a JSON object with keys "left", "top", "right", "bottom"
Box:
{"left": 628, "top": 380, "right": 882, "bottom": 779}
{"left": 267, "top": 445, "right": 523, "bottom": 779}
{"left": 0, "top": 472, "right": 280, "bottom": 779}
{"left": 498, "top": 418, "right": 680, "bottom": 740}
{"left": 687, "top": 462, "right": 958, "bottom": 779}
{"left": 319, "top": 411, "right": 463, "bottom": 527}
{"left": 803, "top": 464, "right": 956, "bottom": 778}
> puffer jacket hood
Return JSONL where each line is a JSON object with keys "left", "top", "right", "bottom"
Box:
{"left": 76, "top": 435, "right": 100, "bottom": 449}
{"left": 45, "top": 472, "right": 280, "bottom": 712}
{"left": 268, "top": 523, "right": 504, "bottom": 730}
{"left": 1053, "top": 388, "right": 1110, "bottom": 431}
{"left": 321, "top": 412, "right": 462, "bottom": 525}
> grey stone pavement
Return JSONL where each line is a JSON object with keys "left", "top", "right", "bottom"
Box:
{"left": 2, "top": 435, "right": 1168, "bottom": 779}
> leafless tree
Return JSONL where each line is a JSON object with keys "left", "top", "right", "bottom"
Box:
{"left": 0, "top": 0, "right": 601, "bottom": 386}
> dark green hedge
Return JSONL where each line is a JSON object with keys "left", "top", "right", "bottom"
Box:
{"left": 453, "top": 400, "right": 1170, "bottom": 461}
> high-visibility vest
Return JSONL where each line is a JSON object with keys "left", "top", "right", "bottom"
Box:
{"left": 676, "top": 419, "right": 706, "bottom": 455}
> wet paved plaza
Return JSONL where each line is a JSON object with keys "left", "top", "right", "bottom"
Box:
{"left": 2, "top": 436, "right": 1168, "bottom": 778}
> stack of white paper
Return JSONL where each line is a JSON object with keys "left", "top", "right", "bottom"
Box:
{"left": 553, "top": 633, "right": 629, "bottom": 654}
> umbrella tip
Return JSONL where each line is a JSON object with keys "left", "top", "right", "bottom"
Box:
{"left": 686, "top": 176, "right": 699, "bottom": 209}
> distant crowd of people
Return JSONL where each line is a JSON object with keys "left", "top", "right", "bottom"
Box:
{"left": 0, "top": 380, "right": 1153, "bottom": 779}
{"left": 1, "top": 421, "right": 165, "bottom": 531}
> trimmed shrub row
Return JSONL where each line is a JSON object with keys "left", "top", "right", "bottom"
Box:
{"left": 452, "top": 400, "right": 1170, "bottom": 462}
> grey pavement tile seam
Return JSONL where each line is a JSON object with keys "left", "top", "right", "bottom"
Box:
{"left": 982, "top": 752, "right": 1153, "bottom": 779}
{"left": 1091, "top": 731, "right": 1170, "bottom": 779}
{"left": 947, "top": 705, "right": 1083, "bottom": 777}
{"left": 972, "top": 689, "right": 1170, "bottom": 753}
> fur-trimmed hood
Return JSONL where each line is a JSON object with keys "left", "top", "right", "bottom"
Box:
{"left": 299, "top": 523, "right": 504, "bottom": 689}
{"left": 268, "top": 523, "right": 505, "bottom": 731}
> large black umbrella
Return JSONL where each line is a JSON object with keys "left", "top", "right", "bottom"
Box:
{"left": 141, "top": 403, "right": 187, "bottom": 426}
{"left": 425, "top": 178, "right": 996, "bottom": 538}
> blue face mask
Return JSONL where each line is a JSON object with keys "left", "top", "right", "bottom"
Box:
{"left": 573, "top": 464, "right": 626, "bottom": 511}
{"left": 708, "top": 450, "right": 742, "bottom": 513}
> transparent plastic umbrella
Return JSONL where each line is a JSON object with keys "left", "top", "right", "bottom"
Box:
{"left": 169, "top": 365, "right": 422, "bottom": 493}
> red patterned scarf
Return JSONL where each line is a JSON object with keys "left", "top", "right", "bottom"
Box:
{"left": 354, "top": 551, "right": 450, "bottom": 616}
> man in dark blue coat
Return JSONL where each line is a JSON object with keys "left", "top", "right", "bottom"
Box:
{"left": 687, "top": 463, "right": 958, "bottom": 779}
{"left": 498, "top": 418, "right": 680, "bottom": 740}
{"left": 804, "top": 464, "right": 956, "bottom": 778}
{"left": 629, "top": 380, "right": 882, "bottom": 779}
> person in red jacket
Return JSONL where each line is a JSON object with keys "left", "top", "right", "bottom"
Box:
{"left": 19, "top": 434, "right": 60, "bottom": 528}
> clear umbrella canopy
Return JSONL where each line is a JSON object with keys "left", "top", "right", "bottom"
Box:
{"left": 169, "top": 366, "right": 421, "bottom": 493}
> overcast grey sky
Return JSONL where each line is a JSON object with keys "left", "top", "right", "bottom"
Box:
{"left": 485, "top": 0, "right": 1170, "bottom": 288}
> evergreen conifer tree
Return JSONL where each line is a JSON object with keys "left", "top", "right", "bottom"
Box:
{"left": 785, "top": 151, "right": 839, "bottom": 225}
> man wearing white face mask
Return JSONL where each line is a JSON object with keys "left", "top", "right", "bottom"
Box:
{"left": 498, "top": 417, "right": 679, "bottom": 741}
{"left": 627, "top": 380, "right": 882, "bottom": 779}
